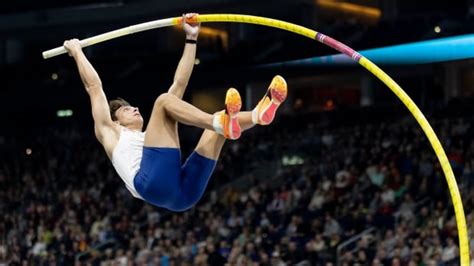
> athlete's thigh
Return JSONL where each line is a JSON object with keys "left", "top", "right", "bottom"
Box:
{"left": 144, "top": 98, "right": 179, "bottom": 148}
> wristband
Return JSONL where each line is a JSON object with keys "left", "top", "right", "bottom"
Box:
{"left": 186, "top": 39, "right": 197, "bottom": 44}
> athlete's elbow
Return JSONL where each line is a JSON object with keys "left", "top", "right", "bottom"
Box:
{"left": 85, "top": 83, "right": 103, "bottom": 94}
{"left": 172, "top": 79, "right": 188, "bottom": 90}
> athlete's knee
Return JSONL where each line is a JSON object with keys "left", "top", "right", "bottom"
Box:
{"left": 154, "top": 93, "right": 174, "bottom": 110}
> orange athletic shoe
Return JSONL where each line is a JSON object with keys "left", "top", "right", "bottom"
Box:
{"left": 253, "top": 75, "right": 287, "bottom": 125}
{"left": 214, "top": 88, "right": 242, "bottom": 140}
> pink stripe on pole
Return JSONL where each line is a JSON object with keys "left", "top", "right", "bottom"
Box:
{"left": 315, "top": 33, "right": 361, "bottom": 62}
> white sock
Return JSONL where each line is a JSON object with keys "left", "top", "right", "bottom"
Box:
{"left": 251, "top": 108, "right": 258, "bottom": 125}
{"left": 213, "top": 113, "right": 224, "bottom": 135}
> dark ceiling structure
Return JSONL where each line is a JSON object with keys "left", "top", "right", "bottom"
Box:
{"left": 0, "top": 0, "right": 472, "bottom": 123}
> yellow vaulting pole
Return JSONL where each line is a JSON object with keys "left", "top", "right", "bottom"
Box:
{"left": 43, "top": 14, "right": 470, "bottom": 264}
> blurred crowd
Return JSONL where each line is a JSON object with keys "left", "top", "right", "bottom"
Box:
{"left": 1, "top": 108, "right": 473, "bottom": 265}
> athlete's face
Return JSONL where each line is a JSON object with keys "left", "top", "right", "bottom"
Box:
{"left": 115, "top": 105, "right": 144, "bottom": 129}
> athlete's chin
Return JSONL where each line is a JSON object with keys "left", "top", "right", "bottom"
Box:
{"left": 135, "top": 118, "right": 144, "bottom": 127}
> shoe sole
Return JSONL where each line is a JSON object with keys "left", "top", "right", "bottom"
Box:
{"left": 225, "top": 88, "right": 242, "bottom": 139}
{"left": 269, "top": 75, "right": 288, "bottom": 104}
{"left": 259, "top": 75, "right": 287, "bottom": 125}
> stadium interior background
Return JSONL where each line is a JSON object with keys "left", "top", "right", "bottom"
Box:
{"left": 1, "top": 0, "right": 474, "bottom": 265}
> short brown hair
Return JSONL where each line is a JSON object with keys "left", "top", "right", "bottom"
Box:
{"left": 109, "top": 97, "right": 130, "bottom": 121}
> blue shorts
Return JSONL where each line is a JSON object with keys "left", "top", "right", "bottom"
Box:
{"left": 133, "top": 147, "right": 217, "bottom": 212}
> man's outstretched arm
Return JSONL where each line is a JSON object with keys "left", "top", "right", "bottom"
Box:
{"left": 64, "top": 39, "right": 117, "bottom": 145}
{"left": 168, "top": 13, "right": 201, "bottom": 99}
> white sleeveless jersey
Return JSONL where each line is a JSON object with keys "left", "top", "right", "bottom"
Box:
{"left": 111, "top": 127, "right": 145, "bottom": 199}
